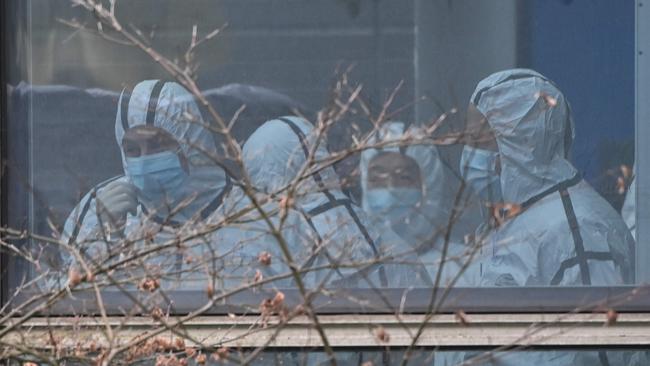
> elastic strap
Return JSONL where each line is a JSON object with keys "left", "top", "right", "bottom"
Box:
{"left": 550, "top": 251, "right": 614, "bottom": 285}
{"left": 200, "top": 174, "right": 233, "bottom": 220}
{"left": 560, "top": 189, "right": 590, "bottom": 284}
{"left": 598, "top": 351, "right": 611, "bottom": 366}
{"left": 278, "top": 117, "right": 388, "bottom": 286}
{"left": 141, "top": 175, "right": 233, "bottom": 227}
{"left": 145, "top": 80, "right": 166, "bottom": 126}
{"left": 301, "top": 211, "right": 346, "bottom": 279}
{"left": 119, "top": 80, "right": 166, "bottom": 131}
{"left": 520, "top": 173, "right": 582, "bottom": 211}
{"left": 119, "top": 89, "right": 130, "bottom": 132}
{"left": 516, "top": 175, "right": 615, "bottom": 286}
{"left": 307, "top": 198, "right": 353, "bottom": 218}
{"left": 68, "top": 175, "right": 123, "bottom": 244}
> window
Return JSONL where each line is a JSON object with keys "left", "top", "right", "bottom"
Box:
{"left": 2, "top": 0, "right": 648, "bottom": 364}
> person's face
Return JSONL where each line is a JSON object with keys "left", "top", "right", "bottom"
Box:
{"left": 122, "top": 126, "right": 189, "bottom": 172}
{"left": 122, "top": 126, "right": 180, "bottom": 157}
{"left": 464, "top": 103, "right": 499, "bottom": 152}
{"left": 367, "top": 152, "right": 422, "bottom": 190}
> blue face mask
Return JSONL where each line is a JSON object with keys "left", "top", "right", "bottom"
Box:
{"left": 365, "top": 187, "right": 423, "bottom": 222}
{"left": 460, "top": 145, "right": 502, "bottom": 203}
{"left": 125, "top": 151, "right": 187, "bottom": 200}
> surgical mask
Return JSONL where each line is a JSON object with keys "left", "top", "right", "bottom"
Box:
{"left": 125, "top": 151, "right": 187, "bottom": 198}
{"left": 460, "top": 145, "right": 503, "bottom": 203}
{"left": 365, "top": 188, "right": 422, "bottom": 223}
{"left": 367, "top": 188, "right": 445, "bottom": 247}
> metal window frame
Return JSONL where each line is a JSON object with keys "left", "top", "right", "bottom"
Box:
{"left": 0, "top": 0, "right": 9, "bottom": 309}
{"left": 636, "top": 0, "right": 650, "bottom": 282}
{"left": 11, "top": 286, "right": 650, "bottom": 316}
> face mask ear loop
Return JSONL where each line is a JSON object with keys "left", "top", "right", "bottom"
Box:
{"left": 469, "top": 103, "right": 503, "bottom": 203}
{"left": 170, "top": 146, "right": 190, "bottom": 174}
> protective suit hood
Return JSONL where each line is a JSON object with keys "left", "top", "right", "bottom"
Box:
{"left": 360, "top": 121, "right": 481, "bottom": 245}
{"left": 360, "top": 122, "right": 452, "bottom": 214}
{"left": 242, "top": 116, "right": 341, "bottom": 210}
{"left": 115, "top": 80, "right": 228, "bottom": 217}
{"left": 471, "top": 69, "right": 578, "bottom": 204}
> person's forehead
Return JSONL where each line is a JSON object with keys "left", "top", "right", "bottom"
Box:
{"left": 124, "top": 126, "right": 176, "bottom": 141}
{"left": 369, "top": 152, "right": 419, "bottom": 171}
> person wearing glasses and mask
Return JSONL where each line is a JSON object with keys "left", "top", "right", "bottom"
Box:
{"left": 58, "top": 80, "right": 231, "bottom": 289}
{"left": 360, "top": 121, "right": 483, "bottom": 287}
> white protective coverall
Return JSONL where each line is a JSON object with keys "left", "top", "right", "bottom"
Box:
{"left": 211, "top": 116, "right": 432, "bottom": 291}
{"left": 458, "top": 69, "right": 635, "bottom": 366}
{"left": 359, "top": 121, "right": 483, "bottom": 287}
{"left": 59, "top": 80, "right": 231, "bottom": 289}
{"left": 470, "top": 69, "right": 634, "bottom": 287}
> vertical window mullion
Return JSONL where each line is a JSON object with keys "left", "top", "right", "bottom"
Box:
{"left": 636, "top": 0, "right": 650, "bottom": 283}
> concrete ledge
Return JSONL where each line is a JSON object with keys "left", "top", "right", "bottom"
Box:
{"left": 4, "top": 313, "right": 650, "bottom": 349}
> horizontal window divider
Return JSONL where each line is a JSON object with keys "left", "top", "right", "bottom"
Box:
{"left": 5, "top": 313, "right": 650, "bottom": 349}
{"left": 9, "top": 286, "right": 650, "bottom": 316}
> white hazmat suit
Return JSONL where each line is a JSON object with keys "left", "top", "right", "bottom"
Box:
{"left": 459, "top": 69, "right": 635, "bottom": 366}
{"left": 59, "top": 80, "right": 231, "bottom": 289}
{"left": 359, "top": 121, "right": 482, "bottom": 287}
{"left": 467, "top": 69, "right": 634, "bottom": 287}
{"left": 212, "top": 116, "right": 426, "bottom": 290}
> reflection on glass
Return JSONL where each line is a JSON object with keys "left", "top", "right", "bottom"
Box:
{"left": 3, "top": 1, "right": 637, "bottom": 307}
{"left": 11, "top": 348, "right": 647, "bottom": 365}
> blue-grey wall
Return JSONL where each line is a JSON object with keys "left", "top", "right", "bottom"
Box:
{"left": 524, "top": 0, "right": 635, "bottom": 208}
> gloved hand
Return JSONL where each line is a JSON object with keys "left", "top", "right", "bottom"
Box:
{"left": 95, "top": 180, "right": 138, "bottom": 234}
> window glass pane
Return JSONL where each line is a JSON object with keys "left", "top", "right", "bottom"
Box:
{"left": 3, "top": 0, "right": 639, "bottom": 312}
{"left": 249, "top": 349, "right": 649, "bottom": 366}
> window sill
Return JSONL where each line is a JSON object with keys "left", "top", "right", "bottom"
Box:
{"left": 5, "top": 313, "right": 650, "bottom": 349}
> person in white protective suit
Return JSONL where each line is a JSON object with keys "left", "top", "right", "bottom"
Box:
{"left": 452, "top": 69, "right": 635, "bottom": 366}
{"left": 213, "top": 116, "right": 440, "bottom": 366}
{"left": 359, "top": 121, "right": 483, "bottom": 287}
{"left": 462, "top": 69, "right": 634, "bottom": 287}
{"left": 58, "top": 80, "right": 232, "bottom": 289}
{"left": 620, "top": 173, "right": 648, "bottom": 366}
{"left": 211, "top": 116, "right": 433, "bottom": 291}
